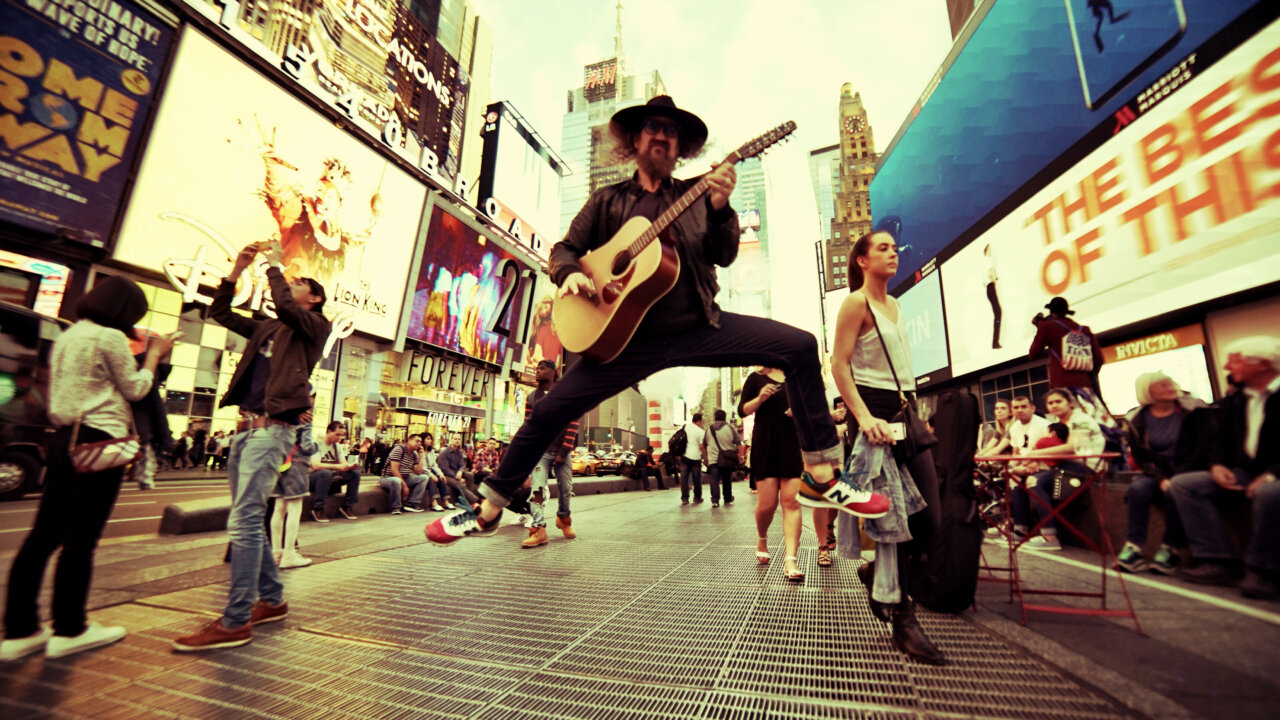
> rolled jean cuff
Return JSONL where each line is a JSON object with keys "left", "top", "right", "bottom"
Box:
{"left": 480, "top": 482, "right": 512, "bottom": 508}
{"left": 802, "top": 445, "right": 844, "bottom": 469}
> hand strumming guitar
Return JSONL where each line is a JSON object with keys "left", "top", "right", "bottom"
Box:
{"left": 558, "top": 272, "right": 597, "bottom": 299}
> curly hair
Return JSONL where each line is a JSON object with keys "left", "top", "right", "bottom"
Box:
{"left": 608, "top": 122, "right": 706, "bottom": 163}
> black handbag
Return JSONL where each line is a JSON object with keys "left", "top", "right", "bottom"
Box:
{"left": 1049, "top": 465, "right": 1091, "bottom": 503}
{"left": 709, "top": 425, "right": 740, "bottom": 468}
{"left": 869, "top": 308, "right": 938, "bottom": 462}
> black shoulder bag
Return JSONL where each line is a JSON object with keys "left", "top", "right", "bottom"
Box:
{"left": 870, "top": 307, "right": 938, "bottom": 462}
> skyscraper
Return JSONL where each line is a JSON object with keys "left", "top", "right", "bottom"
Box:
{"left": 808, "top": 143, "right": 842, "bottom": 353}
{"left": 827, "top": 84, "right": 877, "bottom": 292}
{"left": 558, "top": 3, "right": 664, "bottom": 235}
{"left": 721, "top": 157, "right": 770, "bottom": 318}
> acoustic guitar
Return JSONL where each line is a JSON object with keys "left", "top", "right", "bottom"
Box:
{"left": 552, "top": 121, "right": 797, "bottom": 363}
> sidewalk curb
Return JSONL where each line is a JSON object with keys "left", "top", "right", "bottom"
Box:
{"left": 965, "top": 606, "right": 1202, "bottom": 720}
{"left": 157, "top": 474, "right": 649, "bottom": 535}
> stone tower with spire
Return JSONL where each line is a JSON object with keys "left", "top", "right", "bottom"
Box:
{"left": 826, "top": 83, "right": 878, "bottom": 291}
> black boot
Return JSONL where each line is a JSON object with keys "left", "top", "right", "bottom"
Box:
{"left": 890, "top": 601, "right": 948, "bottom": 666}
{"left": 859, "top": 561, "right": 893, "bottom": 623}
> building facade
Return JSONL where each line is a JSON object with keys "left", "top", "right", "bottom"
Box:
{"left": 826, "top": 83, "right": 878, "bottom": 292}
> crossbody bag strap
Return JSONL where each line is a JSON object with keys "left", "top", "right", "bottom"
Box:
{"left": 867, "top": 303, "right": 907, "bottom": 405}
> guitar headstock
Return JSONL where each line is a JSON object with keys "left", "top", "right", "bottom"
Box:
{"left": 729, "top": 121, "right": 797, "bottom": 163}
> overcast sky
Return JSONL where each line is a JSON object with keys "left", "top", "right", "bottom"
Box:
{"left": 470, "top": 0, "right": 956, "bottom": 407}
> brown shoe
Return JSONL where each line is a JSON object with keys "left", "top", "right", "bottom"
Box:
{"left": 521, "top": 526, "right": 548, "bottom": 548}
{"left": 249, "top": 600, "right": 289, "bottom": 625}
{"left": 172, "top": 619, "right": 251, "bottom": 652}
{"left": 556, "top": 515, "right": 577, "bottom": 539}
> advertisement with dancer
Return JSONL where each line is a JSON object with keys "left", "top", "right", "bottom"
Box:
{"left": 113, "top": 30, "right": 427, "bottom": 340}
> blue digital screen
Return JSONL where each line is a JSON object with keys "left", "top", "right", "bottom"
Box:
{"left": 870, "top": 0, "right": 1267, "bottom": 292}
{"left": 896, "top": 270, "right": 949, "bottom": 379}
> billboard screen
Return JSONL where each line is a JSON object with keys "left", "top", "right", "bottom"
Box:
{"left": 113, "top": 30, "right": 427, "bottom": 340}
{"left": 940, "top": 20, "right": 1280, "bottom": 379}
{"left": 177, "top": 0, "right": 463, "bottom": 183}
{"left": 406, "top": 203, "right": 524, "bottom": 365}
{"left": 0, "top": 0, "right": 174, "bottom": 246}
{"left": 896, "top": 270, "right": 950, "bottom": 383}
{"left": 478, "top": 102, "right": 564, "bottom": 262}
{"left": 583, "top": 58, "right": 618, "bottom": 103}
{"left": 870, "top": 0, "right": 1268, "bottom": 292}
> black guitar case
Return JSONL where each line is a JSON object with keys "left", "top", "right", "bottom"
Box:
{"left": 911, "top": 389, "right": 983, "bottom": 613}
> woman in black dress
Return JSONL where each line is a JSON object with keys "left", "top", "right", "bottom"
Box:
{"left": 739, "top": 367, "right": 805, "bottom": 582}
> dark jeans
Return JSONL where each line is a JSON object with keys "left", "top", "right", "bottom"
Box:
{"left": 708, "top": 464, "right": 734, "bottom": 503}
{"left": 856, "top": 385, "right": 942, "bottom": 598}
{"left": 680, "top": 457, "right": 703, "bottom": 501}
{"left": 637, "top": 466, "right": 661, "bottom": 489}
{"left": 1011, "top": 460, "right": 1092, "bottom": 535}
{"left": 986, "top": 281, "right": 1001, "bottom": 348}
{"left": 1125, "top": 474, "right": 1186, "bottom": 547}
{"left": 310, "top": 468, "right": 360, "bottom": 511}
{"left": 480, "top": 312, "right": 842, "bottom": 508}
{"left": 5, "top": 426, "right": 123, "bottom": 638}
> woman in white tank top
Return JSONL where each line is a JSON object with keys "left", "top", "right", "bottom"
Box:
{"left": 829, "top": 231, "right": 947, "bottom": 666}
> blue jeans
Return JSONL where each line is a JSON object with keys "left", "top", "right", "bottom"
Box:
{"left": 379, "top": 474, "right": 428, "bottom": 510}
{"left": 479, "top": 311, "right": 843, "bottom": 508}
{"left": 309, "top": 468, "right": 360, "bottom": 511}
{"left": 224, "top": 425, "right": 294, "bottom": 628}
{"left": 529, "top": 452, "right": 574, "bottom": 526}
{"left": 1125, "top": 474, "right": 1186, "bottom": 547}
{"left": 1171, "top": 468, "right": 1280, "bottom": 570}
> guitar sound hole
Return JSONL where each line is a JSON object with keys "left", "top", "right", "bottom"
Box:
{"left": 611, "top": 252, "right": 631, "bottom": 276}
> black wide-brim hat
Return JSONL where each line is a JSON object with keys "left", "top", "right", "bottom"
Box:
{"left": 610, "top": 96, "right": 708, "bottom": 158}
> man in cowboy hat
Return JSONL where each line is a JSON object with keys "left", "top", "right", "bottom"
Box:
{"left": 1030, "top": 296, "right": 1104, "bottom": 391}
{"left": 426, "top": 96, "right": 888, "bottom": 546}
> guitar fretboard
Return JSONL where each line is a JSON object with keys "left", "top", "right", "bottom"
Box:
{"left": 625, "top": 153, "right": 741, "bottom": 258}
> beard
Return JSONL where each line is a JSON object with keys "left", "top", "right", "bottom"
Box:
{"left": 636, "top": 145, "right": 678, "bottom": 179}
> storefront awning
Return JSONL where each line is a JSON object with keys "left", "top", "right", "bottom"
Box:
{"left": 387, "top": 396, "right": 485, "bottom": 419}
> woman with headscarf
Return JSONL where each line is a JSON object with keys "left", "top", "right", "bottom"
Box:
{"left": 1, "top": 276, "right": 179, "bottom": 661}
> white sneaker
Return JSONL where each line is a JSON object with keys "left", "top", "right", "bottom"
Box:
{"left": 1024, "top": 535, "right": 1062, "bottom": 551}
{"left": 45, "top": 623, "right": 125, "bottom": 659}
{"left": 279, "top": 552, "right": 312, "bottom": 569}
{"left": 0, "top": 627, "right": 52, "bottom": 661}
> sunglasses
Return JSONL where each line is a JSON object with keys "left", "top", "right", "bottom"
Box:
{"left": 642, "top": 118, "right": 681, "bottom": 138}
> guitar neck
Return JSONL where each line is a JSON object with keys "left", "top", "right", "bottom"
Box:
{"left": 627, "top": 152, "right": 740, "bottom": 257}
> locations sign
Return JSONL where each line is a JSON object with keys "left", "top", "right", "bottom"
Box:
{"left": 0, "top": 0, "right": 173, "bottom": 245}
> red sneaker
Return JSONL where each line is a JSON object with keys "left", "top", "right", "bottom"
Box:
{"left": 424, "top": 506, "right": 503, "bottom": 546}
{"left": 796, "top": 471, "right": 890, "bottom": 518}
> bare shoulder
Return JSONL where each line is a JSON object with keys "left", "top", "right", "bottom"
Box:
{"left": 839, "top": 291, "right": 868, "bottom": 314}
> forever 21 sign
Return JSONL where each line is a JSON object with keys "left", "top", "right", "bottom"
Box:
{"left": 401, "top": 350, "right": 494, "bottom": 397}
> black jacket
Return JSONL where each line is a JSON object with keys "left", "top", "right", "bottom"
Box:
{"left": 1210, "top": 387, "right": 1280, "bottom": 478}
{"left": 1122, "top": 395, "right": 1207, "bottom": 480}
{"left": 211, "top": 267, "right": 331, "bottom": 418}
{"left": 551, "top": 172, "right": 740, "bottom": 328}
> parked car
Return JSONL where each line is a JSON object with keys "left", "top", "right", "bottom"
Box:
{"left": 0, "top": 301, "right": 66, "bottom": 501}
{"left": 571, "top": 453, "right": 601, "bottom": 476}
{"left": 596, "top": 451, "right": 636, "bottom": 477}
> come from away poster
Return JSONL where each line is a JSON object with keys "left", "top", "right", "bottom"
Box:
{"left": 0, "top": 0, "right": 174, "bottom": 247}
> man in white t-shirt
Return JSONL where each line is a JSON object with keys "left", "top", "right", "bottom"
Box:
{"left": 1007, "top": 395, "right": 1050, "bottom": 455}
{"left": 681, "top": 413, "right": 707, "bottom": 504}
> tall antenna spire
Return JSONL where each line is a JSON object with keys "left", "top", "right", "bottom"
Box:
{"left": 614, "top": 0, "right": 624, "bottom": 59}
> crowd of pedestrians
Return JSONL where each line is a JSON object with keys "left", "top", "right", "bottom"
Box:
{"left": 4, "top": 94, "right": 1276, "bottom": 682}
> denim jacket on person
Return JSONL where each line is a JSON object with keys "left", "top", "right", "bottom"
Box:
{"left": 550, "top": 172, "right": 741, "bottom": 328}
